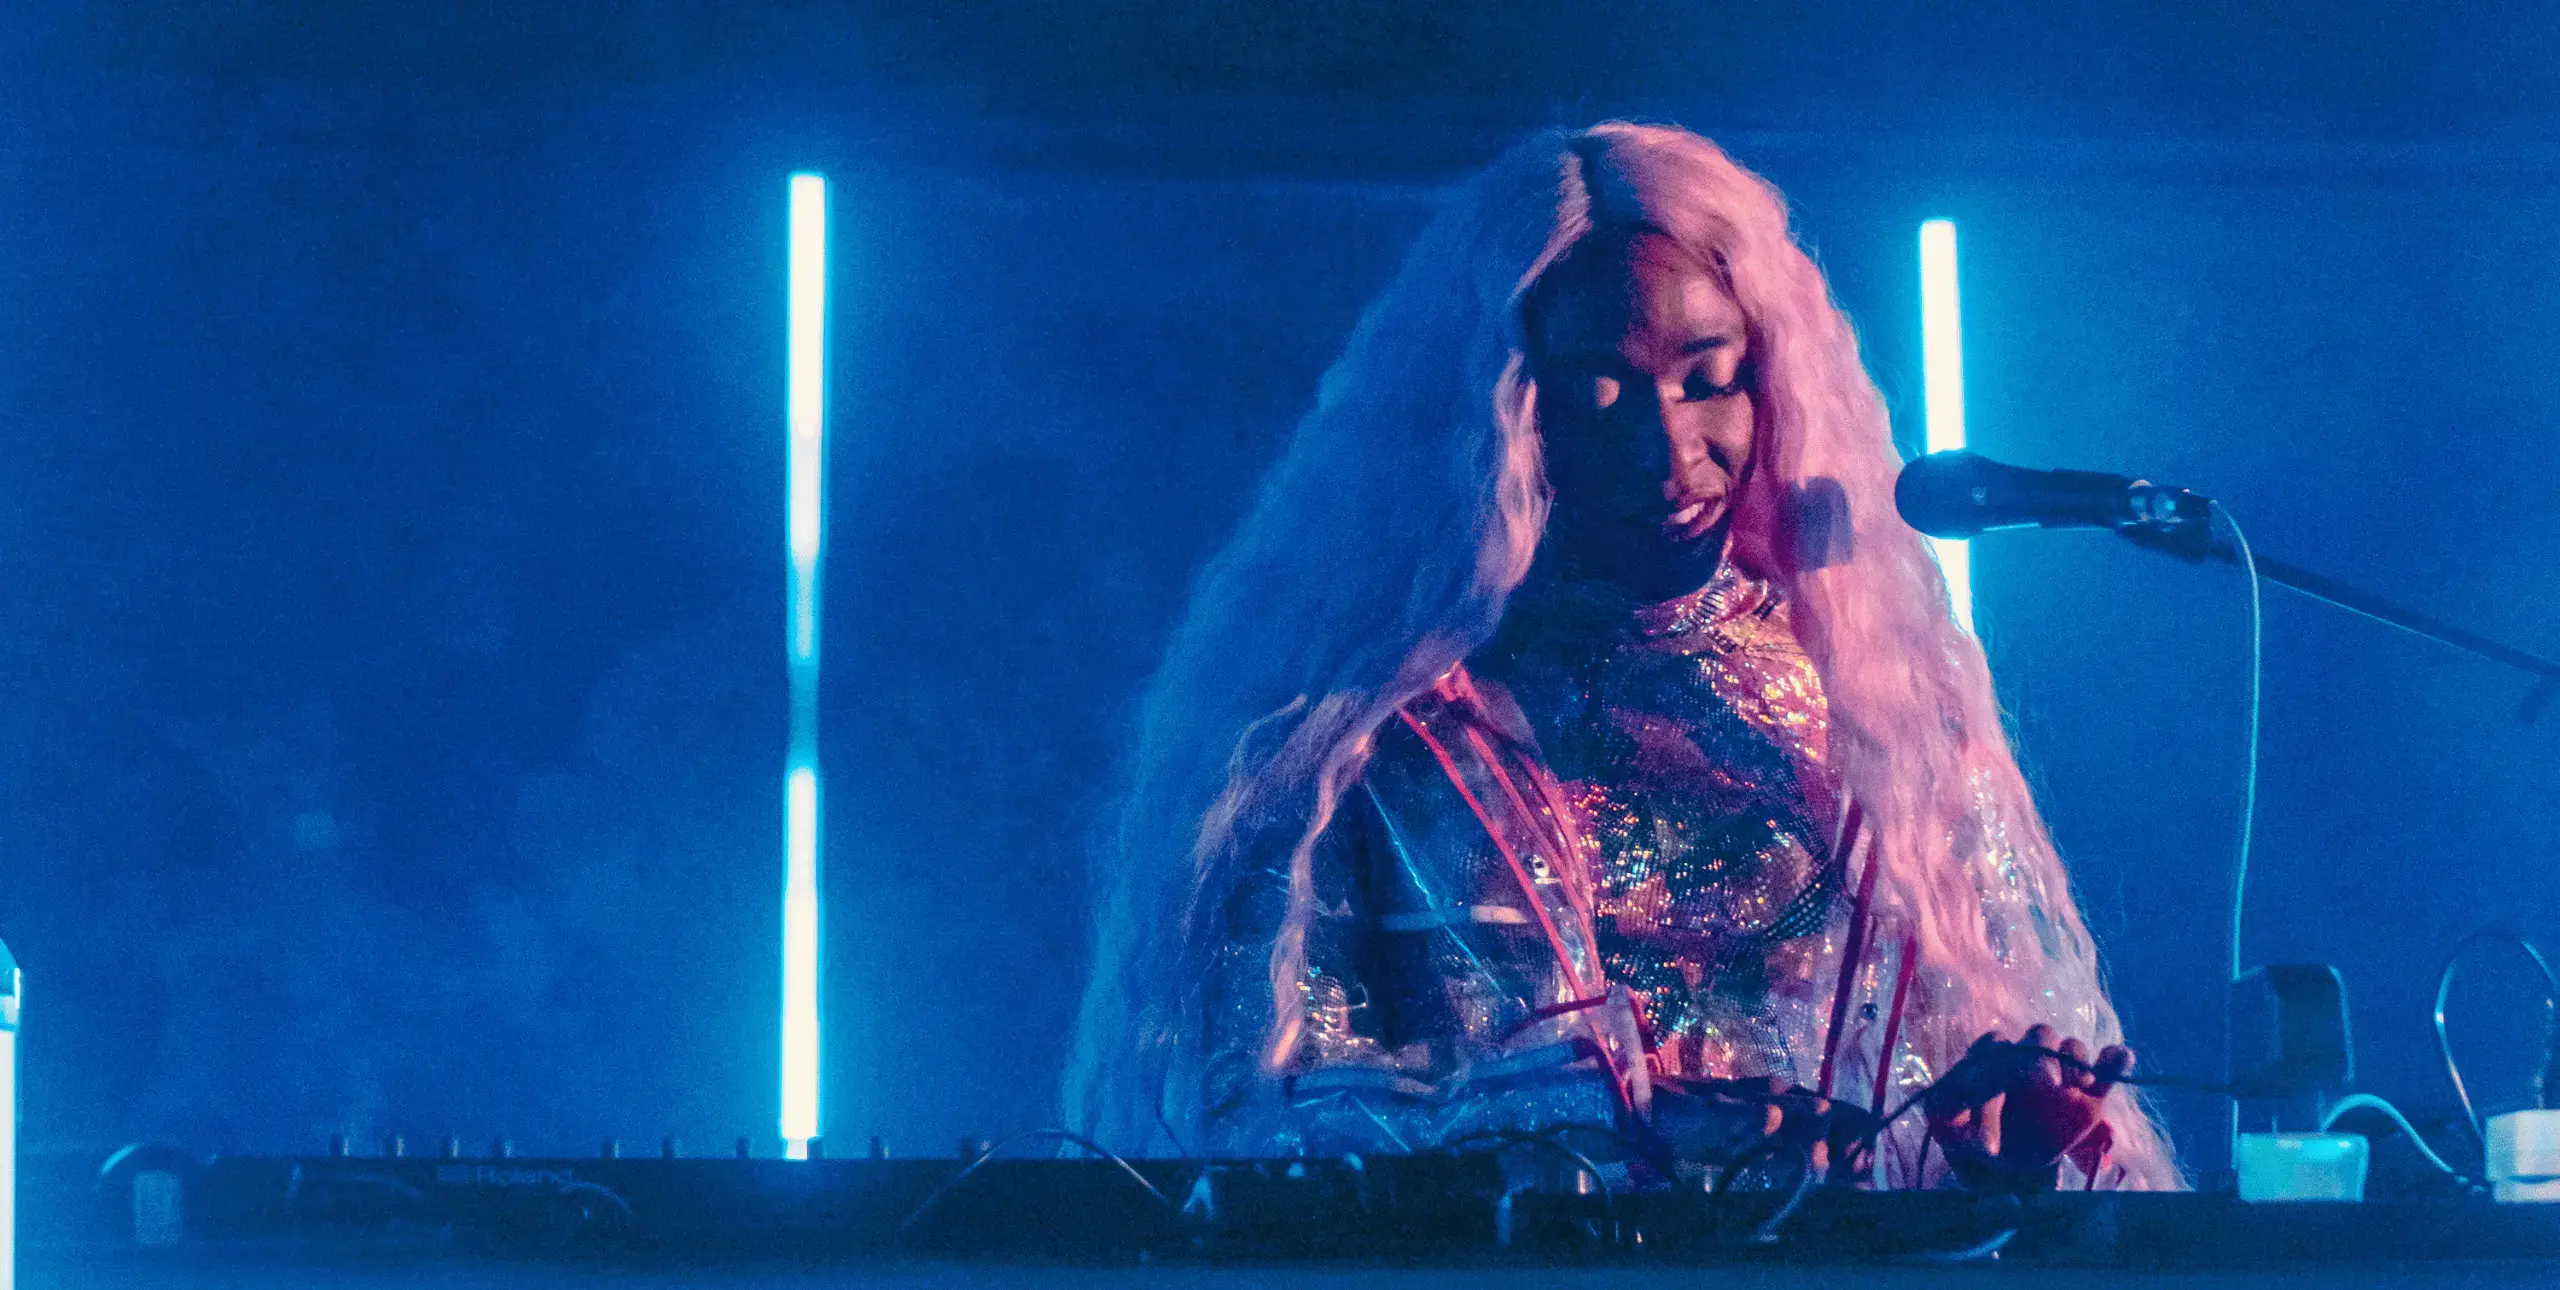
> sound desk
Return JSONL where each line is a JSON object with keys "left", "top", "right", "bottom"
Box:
{"left": 20, "top": 1146, "right": 2560, "bottom": 1287}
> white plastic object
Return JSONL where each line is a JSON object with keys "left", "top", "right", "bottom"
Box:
{"left": 2486, "top": 1109, "right": 2560, "bottom": 1202}
{"left": 132, "top": 1173, "right": 182, "bottom": 1247}
{"left": 2235, "top": 1132, "right": 2369, "bottom": 1202}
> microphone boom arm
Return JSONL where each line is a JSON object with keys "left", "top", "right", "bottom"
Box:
{"left": 2119, "top": 525, "right": 2560, "bottom": 719}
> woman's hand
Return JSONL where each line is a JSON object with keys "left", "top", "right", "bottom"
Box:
{"left": 1925, "top": 1024, "right": 2130, "bottom": 1188}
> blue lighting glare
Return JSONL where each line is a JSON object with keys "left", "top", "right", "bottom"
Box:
{"left": 1918, "top": 218, "right": 1974, "bottom": 634}
{"left": 781, "top": 171, "right": 829, "bottom": 1159}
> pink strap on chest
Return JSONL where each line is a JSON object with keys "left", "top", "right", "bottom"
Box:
{"left": 1393, "top": 707, "right": 1596, "bottom": 1000}
{"left": 1815, "top": 799, "right": 1878, "bottom": 1100}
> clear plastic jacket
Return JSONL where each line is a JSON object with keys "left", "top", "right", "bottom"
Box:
{"left": 1201, "top": 570, "right": 2043, "bottom": 1184}
{"left": 1198, "top": 673, "right": 1635, "bottom": 1156}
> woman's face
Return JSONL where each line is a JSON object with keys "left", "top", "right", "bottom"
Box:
{"left": 1531, "top": 231, "right": 1758, "bottom": 603}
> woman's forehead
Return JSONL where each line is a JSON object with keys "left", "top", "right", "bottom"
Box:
{"left": 1535, "top": 231, "right": 1745, "bottom": 362}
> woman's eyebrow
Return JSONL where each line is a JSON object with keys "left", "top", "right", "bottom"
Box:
{"left": 1546, "top": 347, "right": 1629, "bottom": 369}
{"left": 1545, "top": 334, "right": 1731, "bottom": 368}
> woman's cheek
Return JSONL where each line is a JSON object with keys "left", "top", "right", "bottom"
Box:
{"left": 1720, "top": 399, "right": 1760, "bottom": 479}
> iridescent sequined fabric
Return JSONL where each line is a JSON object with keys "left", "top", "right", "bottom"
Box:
{"left": 1507, "top": 567, "right": 1849, "bottom": 1084}
{"left": 1196, "top": 671, "right": 1633, "bottom": 1157}
{"left": 1195, "top": 567, "right": 2123, "bottom": 1188}
{"left": 1198, "top": 569, "right": 1876, "bottom": 1156}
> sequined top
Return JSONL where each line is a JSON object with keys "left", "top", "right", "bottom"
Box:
{"left": 1197, "top": 568, "right": 1907, "bottom": 1159}
{"left": 1533, "top": 568, "right": 1848, "bottom": 1084}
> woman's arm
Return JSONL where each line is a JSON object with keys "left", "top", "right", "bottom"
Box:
{"left": 1197, "top": 802, "right": 1429, "bottom": 1156}
{"left": 1201, "top": 783, "right": 1656, "bottom": 1157}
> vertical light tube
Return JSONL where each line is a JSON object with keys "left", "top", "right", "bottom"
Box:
{"left": 781, "top": 172, "right": 829, "bottom": 1160}
{"left": 2, "top": 940, "right": 18, "bottom": 1290}
{"left": 1918, "top": 218, "right": 1975, "bottom": 635}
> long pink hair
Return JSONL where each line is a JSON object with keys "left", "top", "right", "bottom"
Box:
{"left": 1066, "top": 123, "right": 2178, "bottom": 1187}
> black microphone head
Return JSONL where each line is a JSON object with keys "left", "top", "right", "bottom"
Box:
{"left": 1896, "top": 449, "right": 2147, "bottom": 537}
{"left": 1894, "top": 450, "right": 2002, "bottom": 539}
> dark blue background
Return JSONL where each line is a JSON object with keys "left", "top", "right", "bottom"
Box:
{"left": 4, "top": 2, "right": 2558, "bottom": 1181}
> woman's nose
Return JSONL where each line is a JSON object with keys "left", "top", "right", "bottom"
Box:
{"left": 1625, "top": 398, "right": 1675, "bottom": 482}
{"left": 1652, "top": 391, "right": 1714, "bottom": 475}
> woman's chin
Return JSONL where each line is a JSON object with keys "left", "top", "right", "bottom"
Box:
{"left": 1538, "top": 517, "right": 1734, "bottom": 603}
{"left": 1611, "top": 529, "right": 1732, "bottom": 604}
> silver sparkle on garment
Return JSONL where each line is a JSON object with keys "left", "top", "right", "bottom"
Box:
{"left": 1196, "top": 570, "right": 2054, "bottom": 1178}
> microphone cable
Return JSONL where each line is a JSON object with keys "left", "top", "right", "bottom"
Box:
{"left": 2211, "top": 501, "right": 2266, "bottom": 1163}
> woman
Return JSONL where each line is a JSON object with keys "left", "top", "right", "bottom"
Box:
{"left": 1067, "top": 122, "right": 2178, "bottom": 1189}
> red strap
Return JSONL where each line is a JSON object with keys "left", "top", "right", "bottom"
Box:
{"left": 1815, "top": 800, "right": 1876, "bottom": 1099}
{"left": 2068, "top": 1121, "right": 2116, "bottom": 1189}
{"left": 1459, "top": 723, "right": 1599, "bottom": 935}
{"left": 1872, "top": 934, "right": 1919, "bottom": 1115}
{"left": 1495, "top": 994, "right": 1608, "bottom": 1046}
{"left": 1395, "top": 709, "right": 1593, "bottom": 998}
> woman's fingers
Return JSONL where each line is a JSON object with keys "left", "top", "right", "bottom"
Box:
{"left": 2094, "top": 1044, "right": 2135, "bottom": 1091}
{"left": 1949, "top": 1030, "right": 2014, "bottom": 1100}
{"left": 2020, "top": 1024, "right": 2063, "bottom": 1090}
{"left": 2059, "top": 1036, "right": 2096, "bottom": 1091}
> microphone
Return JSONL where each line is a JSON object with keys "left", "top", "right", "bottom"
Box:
{"left": 1894, "top": 450, "right": 2214, "bottom": 540}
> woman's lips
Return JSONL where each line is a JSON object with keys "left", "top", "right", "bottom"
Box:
{"left": 1659, "top": 494, "right": 1727, "bottom": 542}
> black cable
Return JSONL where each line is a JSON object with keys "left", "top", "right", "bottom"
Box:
{"left": 1559, "top": 1120, "right": 1662, "bottom": 1159}
{"left": 1714, "top": 1137, "right": 1818, "bottom": 1244}
{"left": 2318, "top": 1094, "right": 2469, "bottom": 1182}
{"left": 1458, "top": 1121, "right": 1823, "bottom": 1245}
{"left": 1153, "top": 1098, "right": 1198, "bottom": 1161}
{"left": 1908, "top": 1228, "right": 2018, "bottom": 1262}
{"left": 2115, "top": 1070, "right": 2239, "bottom": 1094}
{"left": 898, "top": 1128, "right": 1177, "bottom": 1236}
{"left": 1440, "top": 1126, "right": 1617, "bottom": 1216}
{"left": 1458, "top": 1045, "right": 2228, "bottom": 1204}
{"left": 2433, "top": 928, "right": 2560, "bottom": 1150}
{"left": 1855, "top": 1044, "right": 2233, "bottom": 1163}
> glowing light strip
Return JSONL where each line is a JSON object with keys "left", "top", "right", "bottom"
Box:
{"left": 2, "top": 948, "right": 16, "bottom": 1290}
{"left": 1918, "top": 218, "right": 1974, "bottom": 634}
{"left": 780, "top": 766, "right": 821, "bottom": 1156}
{"left": 781, "top": 172, "right": 828, "bottom": 1159}
{"left": 788, "top": 173, "right": 829, "bottom": 664}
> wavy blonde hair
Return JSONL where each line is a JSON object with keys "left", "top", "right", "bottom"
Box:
{"left": 1066, "top": 123, "right": 2178, "bottom": 1187}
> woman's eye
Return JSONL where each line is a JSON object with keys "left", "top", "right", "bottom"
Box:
{"left": 1681, "top": 367, "right": 1743, "bottom": 402}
